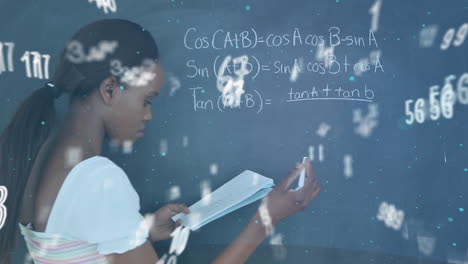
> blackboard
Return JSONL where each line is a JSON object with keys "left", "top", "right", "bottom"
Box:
{"left": 1, "top": 0, "right": 467, "bottom": 263}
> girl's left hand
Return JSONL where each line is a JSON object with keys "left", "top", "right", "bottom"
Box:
{"left": 149, "top": 203, "right": 190, "bottom": 243}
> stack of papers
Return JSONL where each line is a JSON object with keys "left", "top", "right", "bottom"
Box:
{"left": 171, "top": 170, "right": 275, "bottom": 231}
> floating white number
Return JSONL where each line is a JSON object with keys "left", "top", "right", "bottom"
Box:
{"left": 0, "top": 186, "right": 8, "bottom": 230}
{"left": 169, "top": 225, "right": 190, "bottom": 256}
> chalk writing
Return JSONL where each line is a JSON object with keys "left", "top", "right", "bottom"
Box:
{"left": 187, "top": 54, "right": 384, "bottom": 79}
{"left": 183, "top": 26, "right": 379, "bottom": 50}
{"left": 190, "top": 87, "right": 268, "bottom": 113}
{"left": 288, "top": 84, "right": 375, "bottom": 103}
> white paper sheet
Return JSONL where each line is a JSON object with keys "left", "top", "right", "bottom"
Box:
{"left": 171, "top": 170, "right": 275, "bottom": 231}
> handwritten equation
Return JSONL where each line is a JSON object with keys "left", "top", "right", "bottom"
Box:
{"left": 190, "top": 83, "right": 375, "bottom": 113}
{"left": 183, "top": 26, "right": 379, "bottom": 50}
{"left": 186, "top": 54, "right": 384, "bottom": 80}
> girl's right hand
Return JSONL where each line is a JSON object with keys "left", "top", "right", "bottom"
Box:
{"left": 258, "top": 157, "right": 321, "bottom": 227}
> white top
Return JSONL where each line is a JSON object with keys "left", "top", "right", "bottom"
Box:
{"left": 43, "top": 155, "right": 150, "bottom": 255}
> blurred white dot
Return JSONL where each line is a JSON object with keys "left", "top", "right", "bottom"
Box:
{"left": 65, "top": 147, "right": 82, "bottom": 167}
{"left": 419, "top": 25, "right": 439, "bottom": 48}
{"left": 270, "top": 233, "right": 287, "bottom": 260}
{"left": 167, "top": 185, "right": 181, "bottom": 201}
{"left": 160, "top": 139, "right": 168, "bottom": 156}
{"left": 187, "top": 212, "right": 202, "bottom": 232}
{"left": 401, "top": 222, "right": 409, "bottom": 240}
{"left": 343, "top": 154, "right": 353, "bottom": 179}
{"left": 316, "top": 122, "right": 331, "bottom": 138}
{"left": 289, "top": 57, "right": 304, "bottom": 82}
{"left": 168, "top": 73, "right": 181, "bottom": 96}
{"left": 209, "top": 163, "right": 218, "bottom": 175}
{"left": 182, "top": 136, "right": 189, "bottom": 148}
{"left": 102, "top": 176, "right": 115, "bottom": 190}
{"left": 417, "top": 235, "right": 436, "bottom": 256}
{"left": 200, "top": 179, "right": 211, "bottom": 205}
{"left": 376, "top": 201, "right": 405, "bottom": 230}
{"left": 24, "top": 252, "right": 33, "bottom": 264}
{"left": 369, "top": 50, "right": 382, "bottom": 65}
{"left": 108, "top": 138, "right": 120, "bottom": 153}
{"left": 37, "top": 205, "right": 52, "bottom": 225}
{"left": 122, "top": 140, "right": 134, "bottom": 153}
{"left": 130, "top": 214, "right": 152, "bottom": 246}
{"left": 252, "top": 172, "right": 260, "bottom": 185}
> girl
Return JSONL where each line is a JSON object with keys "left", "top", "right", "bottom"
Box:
{"left": 0, "top": 19, "right": 321, "bottom": 264}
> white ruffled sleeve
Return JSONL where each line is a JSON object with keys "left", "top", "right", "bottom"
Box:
{"left": 70, "top": 164, "right": 150, "bottom": 255}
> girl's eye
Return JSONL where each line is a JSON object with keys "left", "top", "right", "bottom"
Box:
{"left": 145, "top": 100, "right": 152, "bottom": 106}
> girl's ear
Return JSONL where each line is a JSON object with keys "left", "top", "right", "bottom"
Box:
{"left": 106, "top": 86, "right": 113, "bottom": 96}
{"left": 99, "top": 76, "right": 118, "bottom": 104}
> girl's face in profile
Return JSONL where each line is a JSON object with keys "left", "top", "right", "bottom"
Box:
{"left": 105, "top": 61, "right": 164, "bottom": 144}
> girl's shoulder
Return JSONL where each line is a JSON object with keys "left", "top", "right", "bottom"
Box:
{"left": 46, "top": 155, "right": 148, "bottom": 255}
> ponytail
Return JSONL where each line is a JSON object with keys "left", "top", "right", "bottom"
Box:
{"left": 0, "top": 84, "right": 59, "bottom": 263}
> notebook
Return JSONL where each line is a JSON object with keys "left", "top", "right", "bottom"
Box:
{"left": 171, "top": 170, "right": 275, "bottom": 231}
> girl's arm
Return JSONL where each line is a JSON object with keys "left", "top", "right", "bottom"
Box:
{"left": 211, "top": 211, "right": 267, "bottom": 264}
{"left": 212, "top": 158, "right": 321, "bottom": 264}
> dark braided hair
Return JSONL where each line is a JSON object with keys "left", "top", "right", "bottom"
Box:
{"left": 0, "top": 19, "right": 160, "bottom": 263}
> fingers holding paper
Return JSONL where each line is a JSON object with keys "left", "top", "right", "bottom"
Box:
{"left": 167, "top": 203, "right": 191, "bottom": 215}
{"left": 150, "top": 203, "right": 191, "bottom": 242}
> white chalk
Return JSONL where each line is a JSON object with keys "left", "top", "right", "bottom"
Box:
{"left": 295, "top": 156, "right": 308, "bottom": 190}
